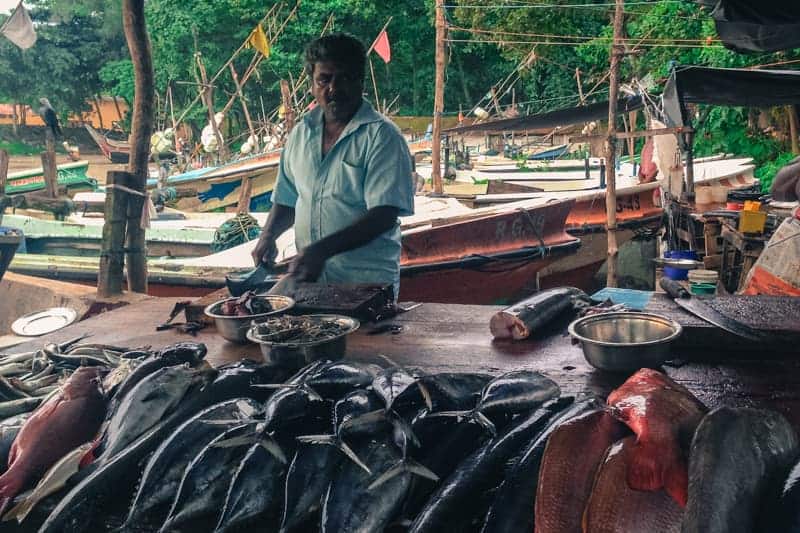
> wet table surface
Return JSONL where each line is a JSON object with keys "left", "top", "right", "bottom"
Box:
{"left": 6, "top": 295, "right": 800, "bottom": 427}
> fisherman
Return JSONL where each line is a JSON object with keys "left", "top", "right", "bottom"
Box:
{"left": 251, "top": 33, "right": 414, "bottom": 297}
{"left": 37, "top": 98, "right": 62, "bottom": 138}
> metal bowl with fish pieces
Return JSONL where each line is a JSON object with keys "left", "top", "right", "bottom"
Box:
{"left": 246, "top": 314, "right": 360, "bottom": 370}
{"left": 204, "top": 295, "right": 295, "bottom": 344}
{"left": 568, "top": 312, "right": 683, "bottom": 372}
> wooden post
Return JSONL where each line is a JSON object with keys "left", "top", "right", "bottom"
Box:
{"left": 41, "top": 149, "right": 58, "bottom": 198}
{"left": 121, "top": 0, "right": 155, "bottom": 294}
{"left": 230, "top": 64, "right": 258, "bottom": 151}
{"left": 113, "top": 96, "right": 125, "bottom": 123}
{"left": 368, "top": 57, "right": 381, "bottom": 113}
{"left": 684, "top": 128, "right": 695, "bottom": 196}
{"left": 236, "top": 176, "right": 253, "bottom": 214}
{"left": 10, "top": 104, "right": 18, "bottom": 136}
{"left": 97, "top": 171, "right": 131, "bottom": 297}
{"left": 0, "top": 150, "right": 7, "bottom": 197}
{"left": 576, "top": 68, "right": 585, "bottom": 105}
{"left": 627, "top": 110, "right": 637, "bottom": 163}
{"left": 94, "top": 95, "right": 105, "bottom": 130}
{"left": 604, "top": 0, "right": 624, "bottom": 288}
{"left": 431, "top": 2, "right": 447, "bottom": 196}
{"left": 280, "top": 79, "right": 295, "bottom": 134}
{"left": 196, "top": 52, "right": 228, "bottom": 161}
{"left": 788, "top": 105, "right": 800, "bottom": 155}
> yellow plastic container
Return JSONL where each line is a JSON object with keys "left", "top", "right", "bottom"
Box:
{"left": 739, "top": 201, "right": 767, "bottom": 234}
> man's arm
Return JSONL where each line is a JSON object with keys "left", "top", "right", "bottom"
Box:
{"left": 252, "top": 203, "right": 296, "bottom": 266}
{"left": 289, "top": 205, "right": 398, "bottom": 281}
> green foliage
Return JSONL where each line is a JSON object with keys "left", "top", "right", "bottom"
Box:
{"left": 0, "top": 140, "right": 40, "bottom": 155}
{"left": 755, "top": 152, "right": 798, "bottom": 193}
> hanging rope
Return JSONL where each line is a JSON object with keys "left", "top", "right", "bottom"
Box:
{"left": 211, "top": 213, "right": 262, "bottom": 253}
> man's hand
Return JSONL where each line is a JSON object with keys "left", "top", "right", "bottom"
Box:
{"left": 251, "top": 234, "right": 278, "bottom": 267}
{"left": 288, "top": 243, "right": 328, "bottom": 282}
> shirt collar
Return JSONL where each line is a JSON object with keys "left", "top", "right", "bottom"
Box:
{"left": 305, "top": 98, "right": 382, "bottom": 133}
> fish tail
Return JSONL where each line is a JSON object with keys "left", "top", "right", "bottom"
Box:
{"left": 335, "top": 438, "right": 371, "bottom": 475}
{"left": 626, "top": 441, "right": 666, "bottom": 492}
{"left": 367, "top": 458, "right": 439, "bottom": 491}
{"left": 388, "top": 411, "right": 420, "bottom": 448}
{"left": 260, "top": 433, "right": 288, "bottom": 464}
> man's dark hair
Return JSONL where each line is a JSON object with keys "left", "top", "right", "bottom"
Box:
{"left": 304, "top": 33, "right": 366, "bottom": 80}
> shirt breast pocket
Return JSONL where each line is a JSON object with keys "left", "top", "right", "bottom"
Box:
{"left": 331, "top": 160, "right": 366, "bottom": 206}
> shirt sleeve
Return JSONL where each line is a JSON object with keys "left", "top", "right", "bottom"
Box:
{"left": 363, "top": 123, "right": 415, "bottom": 216}
{"left": 271, "top": 134, "right": 298, "bottom": 208}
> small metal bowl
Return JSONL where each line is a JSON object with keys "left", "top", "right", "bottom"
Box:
{"left": 568, "top": 312, "right": 682, "bottom": 372}
{"left": 204, "top": 295, "right": 295, "bottom": 344}
{"left": 246, "top": 314, "right": 360, "bottom": 369}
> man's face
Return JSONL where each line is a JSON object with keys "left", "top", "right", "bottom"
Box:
{"left": 311, "top": 61, "right": 363, "bottom": 124}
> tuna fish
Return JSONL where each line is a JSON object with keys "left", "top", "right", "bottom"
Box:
{"left": 773, "top": 457, "right": 800, "bottom": 532}
{"left": 534, "top": 408, "right": 628, "bottom": 533}
{"left": 0, "top": 367, "right": 106, "bottom": 515}
{"left": 215, "top": 440, "right": 288, "bottom": 532}
{"left": 410, "top": 396, "right": 574, "bottom": 533}
{"left": 683, "top": 407, "right": 799, "bottom": 533}
{"left": 583, "top": 436, "right": 683, "bottom": 533}
{"left": 121, "top": 398, "right": 261, "bottom": 530}
{"left": 607, "top": 368, "right": 707, "bottom": 506}
{"left": 480, "top": 396, "right": 602, "bottom": 533}
{"left": 489, "top": 287, "right": 588, "bottom": 340}
{"left": 160, "top": 422, "right": 259, "bottom": 532}
{"left": 98, "top": 364, "right": 212, "bottom": 460}
{"left": 281, "top": 443, "right": 341, "bottom": 533}
{"left": 302, "top": 361, "right": 383, "bottom": 400}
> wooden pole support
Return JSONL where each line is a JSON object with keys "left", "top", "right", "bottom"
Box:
{"left": 788, "top": 105, "right": 799, "bottom": 155}
{"left": 280, "top": 79, "right": 295, "bottom": 134}
{"left": 431, "top": 2, "right": 447, "bottom": 196}
{"left": 40, "top": 150, "right": 58, "bottom": 198}
{"left": 0, "top": 149, "right": 8, "bottom": 197}
{"left": 604, "top": 0, "right": 624, "bottom": 289}
{"left": 98, "top": 170, "right": 132, "bottom": 297}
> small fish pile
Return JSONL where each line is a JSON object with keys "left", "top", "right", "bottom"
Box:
{"left": 251, "top": 315, "right": 350, "bottom": 344}
{"left": 218, "top": 291, "right": 275, "bottom": 316}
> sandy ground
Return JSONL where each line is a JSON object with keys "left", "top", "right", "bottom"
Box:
{"left": 7, "top": 153, "right": 125, "bottom": 185}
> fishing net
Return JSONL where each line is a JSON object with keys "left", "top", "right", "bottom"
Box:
{"left": 210, "top": 213, "right": 261, "bottom": 253}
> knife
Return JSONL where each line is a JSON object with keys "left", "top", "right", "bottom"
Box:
{"left": 659, "top": 278, "right": 764, "bottom": 341}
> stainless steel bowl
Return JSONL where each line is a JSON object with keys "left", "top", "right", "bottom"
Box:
{"left": 246, "top": 314, "right": 360, "bottom": 369}
{"left": 568, "top": 312, "right": 682, "bottom": 372}
{"left": 204, "top": 295, "right": 295, "bottom": 344}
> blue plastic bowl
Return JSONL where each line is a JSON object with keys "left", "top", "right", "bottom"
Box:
{"left": 663, "top": 250, "right": 698, "bottom": 280}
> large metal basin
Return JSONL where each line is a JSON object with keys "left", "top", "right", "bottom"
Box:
{"left": 205, "top": 295, "right": 294, "bottom": 344}
{"left": 568, "top": 312, "right": 682, "bottom": 372}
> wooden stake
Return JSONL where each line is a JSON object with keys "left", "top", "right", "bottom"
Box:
{"left": 576, "top": 68, "right": 585, "bottom": 105}
{"left": 280, "top": 79, "right": 295, "bottom": 133}
{"left": 196, "top": 53, "right": 228, "bottom": 161}
{"left": 97, "top": 171, "right": 131, "bottom": 297}
{"left": 788, "top": 105, "right": 799, "bottom": 155}
{"left": 627, "top": 109, "right": 637, "bottom": 162}
{"left": 368, "top": 56, "right": 381, "bottom": 113}
{"left": 0, "top": 149, "right": 8, "bottom": 206}
{"left": 431, "top": 2, "right": 447, "bottom": 196}
{"left": 121, "top": 0, "right": 155, "bottom": 294}
{"left": 230, "top": 64, "right": 258, "bottom": 150}
{"left": 236, "top": 175, "right": 253, "bottom": 214}
{"left": 604, "top": 0, "right": 624, "bottom": 289}
{"left": 41, "top": 149, "right": 58, "bottom": 198}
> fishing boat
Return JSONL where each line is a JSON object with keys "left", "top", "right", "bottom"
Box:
{"left": 84, "top": 124, "right": 131, "bottom": 164}
{"left": 4, "top": 161, "right": 96, "bottom": 196}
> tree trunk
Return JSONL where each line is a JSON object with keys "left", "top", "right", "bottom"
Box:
{"left": 788, "top": 105, "right": 799, "bottom": 155}
{"left": 11, "top": 104, "right": 18, "bottom": 136}
{"left": 431, "top": 2, "right": 447, "bottom": 195}
{"left": 97, "top": 171, "right": 132, "bottom": 298}
{"left": 94, "top": 95, "right": 105, "bottom": 130}
{"left": 121, "top": 0, "right": 154, "bottom": 294}
{"left": 0, "top": 149, "right": 8, "bottom": 196}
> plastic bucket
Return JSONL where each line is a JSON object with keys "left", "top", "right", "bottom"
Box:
{"left": 690, "top": 282, "right": 716, "bottom": 295}
{"left": 663, "top": 250, "right": 698, "bottom": 280}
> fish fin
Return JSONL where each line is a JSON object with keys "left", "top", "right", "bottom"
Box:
{"left": 473, "top": 411, "right": 497, "bottom": 436}
{"left": 626, "top": 442, "right": 665, "bottom": 492}
{"left": 296, "top": 434, "right": 336, "bottom": 446}
{"left": 377, "top": 354, "right": 398, "bottom": 367}
{"left": 198, "top": 419, "right": 249, "bottom": 426}
{"left": 260, "top": 434, "right": 288, "bottom": 464}
{"left": 403, "top": 458, "right": 440, "bottom": 482}
{"left": 301, "top": 384, "right": 323, "bottom": 402}
{"left": 337, "top": 409, "right": 386, "bottom": 434}
{"left": 663, "top": 459, "right": 689, "bottom": 507}
{"left": 426, "top": 409, "right": 470, "bottom": 421}
{"left": 336, "top": 438, "right": 372, "bottom": 475}
{"left": 417, "top": 381, "right": 433, "bottom": 411}
{"left": 388, "top": 412, "right": 420, "bottom": 449}
{"left": 212, "top": 434, "right": 257, "bottom": 448}
{"left": 367, "top": 462, "right": 405, "bottom": 490}
{"left": 250, "top": 383, "right": 297, "bottom": 389}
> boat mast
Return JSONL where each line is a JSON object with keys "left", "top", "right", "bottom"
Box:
{"left": 604, "top": 0, "right": 624, "bottom": 288}
{"left": 431, "top": 1, "right": 447, "bottom": 195}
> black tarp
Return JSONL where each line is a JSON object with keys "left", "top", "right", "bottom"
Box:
{"left": 698, "top": 1, "right": 800, "bottom": 53}
{"left": 663, "top": 66, "right": 800, "bottom": 127}
{"left": 443, "top": 96, "right": 643, "bottom": 135}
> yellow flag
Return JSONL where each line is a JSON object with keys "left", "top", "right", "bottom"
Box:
{"left": 247, "top": 24, "right": 270, "bottom": 58}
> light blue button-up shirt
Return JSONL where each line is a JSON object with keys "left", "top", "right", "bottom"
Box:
{"left": 272, "top": 99, "right": 414, "bottom": 292}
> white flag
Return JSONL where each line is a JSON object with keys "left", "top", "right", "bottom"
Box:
{"left": 1, "top": 2, "right": 37, "bottom": 50}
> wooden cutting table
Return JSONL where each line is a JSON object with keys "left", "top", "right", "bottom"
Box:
{"left": 5, "top": 295, "right": 800, "bottom": 427}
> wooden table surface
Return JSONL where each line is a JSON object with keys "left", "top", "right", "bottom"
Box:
{"left": 6, "top": 295, "right": 800, "bottom": 428}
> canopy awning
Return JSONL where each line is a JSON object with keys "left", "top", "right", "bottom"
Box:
{"left": 663, "top": 66, "right": 800, "bottom": 127}
{"left": 698, "top": 1, "right": 800, "bottom": 53}
{"left": 443, "top": 96, "right": 643, "bottom": 135}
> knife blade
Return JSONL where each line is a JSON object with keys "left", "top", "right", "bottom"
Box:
{"left": 659, "top": 278, "right": 764, "bottom": 341}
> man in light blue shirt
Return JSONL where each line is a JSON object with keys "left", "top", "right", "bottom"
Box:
{"left": 252, "top": 33, "right": 414, "bottom": 296}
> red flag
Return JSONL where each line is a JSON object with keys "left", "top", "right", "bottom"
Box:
{"left": 372, "top": 30, "right": 391, "bottom": 64}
